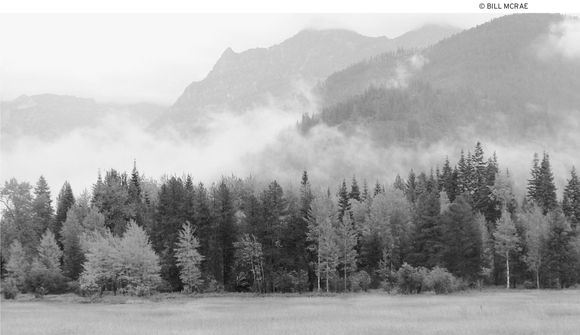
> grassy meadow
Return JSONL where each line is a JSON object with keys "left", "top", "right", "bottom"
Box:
{"left": 1, "top": 289, "right": 580, "bottom": 335}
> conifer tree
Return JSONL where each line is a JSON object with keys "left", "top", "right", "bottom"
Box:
{"left": 410, "top": 191, "right": 441, "bottom": 268}
{"left": 213, "top": 181, "right": 236, "bottom": 289}
{"left": 337, "top": 180, "right": 351, "bottom": 222}
{"left": 393, "top": 175, "right": 405, "bottom": 193}
{"left": 61, "top": 209, "right": 85, "bottom": 279}
{"left": 562, "top": 167, "right": 580, "bottom": 230}
{"left": 373, "top": 181, "right": 383, "bottom": 197}
{"left": 545, "top": 209, "right": 575, "bottom": 288}
{"left": 349, "top": 176, "right": 361, "bottom": 202}
{"left": 32, "top": 176, "right": 53, "bottom": 239}
{"left": 440, "top": 195, "right": 482, "bottom": 280}
{"left": 405, "top": 170, "right": 417, "bottom": 204}
{"left": 527, "top": 153, "right": 558, "bottom": 214}
{"left": 54, "top": 181, "right": 75, "bottom": 243}
{"left": 440, "top": 157, "right": 457, "bottom": 201}
{"left": 527, "top": 153, "right": 541, "bottom": 203}
{"left": 361, "top": 180, "right": 370, "bottom": 202}
{"left": 175, "top": 222, "right": 204, "bottom": 292}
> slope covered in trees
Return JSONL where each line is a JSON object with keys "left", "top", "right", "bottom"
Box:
{"left": 303, "top": 14, "right": 580, "bottom": 146}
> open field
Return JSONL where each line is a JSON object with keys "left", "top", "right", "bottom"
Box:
{"left": 1, "top": 290, "right": 580, "bottom": 335}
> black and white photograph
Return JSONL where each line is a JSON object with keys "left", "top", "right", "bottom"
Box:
{"left": 1, "top": 1, "right": 579, "bottom": 334}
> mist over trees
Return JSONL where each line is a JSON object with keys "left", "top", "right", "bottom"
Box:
{"left": 1, "top": 142, "right": 579, "bottom": 297}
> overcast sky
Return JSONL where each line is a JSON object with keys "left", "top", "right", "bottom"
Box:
{"left": 0, "top": 14, "right": 502, "bottom": 105}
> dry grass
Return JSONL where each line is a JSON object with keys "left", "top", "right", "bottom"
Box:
{"left": 1, "top": 289, "right": 579, "bottom": 335}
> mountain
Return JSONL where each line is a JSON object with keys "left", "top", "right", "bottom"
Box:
{"left": 304, "top": 14, "right": 580, "bottom": 146}
{"left": 163, "top": 25, "right": 460, "bottom": 130}
{"left": 1, "top": 94, "right": 165, "bottom": 148}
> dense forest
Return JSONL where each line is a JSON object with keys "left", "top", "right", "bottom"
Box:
{"left": 1, "top": 142, "right": 579, "bottom": 297}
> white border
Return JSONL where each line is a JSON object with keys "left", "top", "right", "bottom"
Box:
{"left": 0, "top": 0, "right": 578, "bottom": 14}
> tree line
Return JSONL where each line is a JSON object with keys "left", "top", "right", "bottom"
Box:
{"left": 1, "top": 142, "right": 579, "bottom": 296}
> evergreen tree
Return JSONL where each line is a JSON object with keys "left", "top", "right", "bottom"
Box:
{"left": 213, "top": 181, "right": 236, "bottom": 289}
{"left": 405, "top": 170, "right": 417, "bottom": 204}
{"left": 175, "top": 222, "right": 204, "bottom": 292}
{"left": 361, "top": 180, "right": 370, "bottom": 202}
{"left": 127, "top": 161, "right": 145, "bottom": 226}
{"left": 153, "top": 177, "right": 187, "bottom": 290}
{"left": 457, "top": 150, "right": 469, "bottom": 194}
{"left": 295, "top": 171, "right": 314, "bottom": 287}
{"left": 545, "top": 209, "right": 575, "bottom": 288}
{"left": 373, "top": 181, "right": 383, "bottom": 197}
{"left": 54, "top": 181, "right": 75, "bottom": 244}
{"left": 527, "top": 153, "right": 541, "bottom": 204}
{"left": 493, "top": 210, "right": 520, "bottom": 289}
{"left": 337, "top": 180, "right": 351, "bottom": 222}
{"left": 562, "top": 167, "right": 580, "bottom": 230}
{"left": 61, "top": 209, "right": 85, "bottom": 279}
{"left": 440, "top": 157, "right": 457, "bottom": 202}
{"left": 528, "top": 153, "right": 558, "bottom": 214}
{"left": 410, "top": 191, "right": 441, "bottom": 268}
{"left": 393, "top": 175, "right": 405, "bottom": 193}
{"left": 92, "top": 170, "right": 130, "bottom": 235}
{"left": 32, "top": 176, "right": 54, "bottom": 239}
{"left": 440, "top": 195, "right": 482, "bottom": 280}
{"left": 194, "top": 183, "right": 212, "bottom": 274}
{"left": 349, "top": 176, "right": 361, "bottom": 202}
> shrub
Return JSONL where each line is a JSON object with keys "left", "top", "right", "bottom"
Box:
{"left": 66, "top": 280, "right": 81, "bottom": 294}
{"left": 1, "top": 278, "right": 19, "bottom": 299}
{"left": 155, "top": 279, "right": 173, "bottom": 293}
{"left": 378, "top": 269, "right": 398, "bottom": 292}
{"left": 127, "top": 284, "right": 152, "bottom": 297}
{"left": 24, "top": 262, "right": 68, "bottom": 295}
{"left": 423, "top": 267, "right": 455, "bottom": 294}
{"left": 273, "top": 270, "right": 297, "bottom": 293}
{"left": 349, "top": 271, "right": 371, "bottom": 292}
{"left": 396, "top": 263, "right": 427, "bottom": 294}
{"left": 202, "top": 275, "right": 223, "bottom": 293}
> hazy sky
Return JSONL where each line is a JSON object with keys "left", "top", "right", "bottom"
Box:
{"left": 0, "top": 13, "right": 501, "bottom": 105}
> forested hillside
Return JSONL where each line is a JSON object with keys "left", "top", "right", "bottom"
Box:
{"left": 305, "top": 14, "right": 580, "bottom": 145}
{"left": 2, "top": 143, "right": 579, "bottom": 296}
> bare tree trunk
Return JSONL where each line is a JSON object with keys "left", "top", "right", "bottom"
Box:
{"left": 536, "top": 270, "right": 540, "bottom": 289}
{"left": 317, "top": 252, "right": 321, "bottom": 292}
{"left": 326, "top": 266, "right": 329, "bottom": 293}
{"left": 505, "top": 251, "right": 510, "bottom": 289}
{"left": 344, "top": 247, "right": 347, "bottom": 292}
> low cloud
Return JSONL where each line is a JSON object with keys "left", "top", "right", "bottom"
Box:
{"left": 1, "top": 96, "right": 578, "bottom": 200}
{"left": 537, "top": 17, "right": 580, "bottom": 60}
